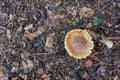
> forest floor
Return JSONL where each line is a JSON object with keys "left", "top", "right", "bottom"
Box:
{"left": 0, "top": 0, "right": 120, "bottom": 80}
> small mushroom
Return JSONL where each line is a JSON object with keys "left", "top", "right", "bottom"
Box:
{"left": 65, "top": 29, "right": 94, "bottom": 59}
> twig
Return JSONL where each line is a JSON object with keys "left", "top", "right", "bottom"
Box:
{"left": 107, "top": 37, "right": 120, "bottom": 40}
{"left": 100, "top": 26, "right": 120, "bottom": 35}
{"left": 101, "top": 0, "right": 114, "bottom": 11}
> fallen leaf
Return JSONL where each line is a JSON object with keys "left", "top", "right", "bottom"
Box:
{"left": 113, "top": 75, "right": 118, "bottom": 80}
{"left": 86, "top": 23, "right": 93, "bottom": 28}
{"left": 43, "top": 77, "right": 50, "bottom": 80}
{"left": 9, "top": 14, "right": 14, "bottom": 21}
{"left": 0, "top": 75, "right": 8, "bottom": 80}
{"left": 24, "top": 32, "right": 37, "bottom": 40}
{"left": 27, "top": 60, "right": 34, "bottom": 69}
{"left": 80, "top": 7, "right": 94, "bottom": 18}
{"left": 35, "top": 26, "right": 45, "bottom": 35}
{"left": 7, "top": 29, "right": 12, "bottom": 40}
{"left": 23, "top": 25, "right": 45, "bottom": 41}
{"left": 100, "top": 38, "right": 113, "bottom": 48}
{"left": 22, "top": 60, "right": 34, "bottom": 70}
{"left": 37, "top": 68, "right": 44, "bottom": 74}
{"left": 45, "top": 9, "right": 55, "bottom": 27}
{"left": 0, "top": 70, "right": 3, "bottom": 77}
{"left": 12, "top": 77, "right": 18, "bottom": 80}
{"left": 16, "top": 23, "right": 23, "bottom": 32}
{"left": 0, "top": 26, "right": 7, "bottom": 34}
{"left": 0, "top": 12, "right": 8, "bottom": 25}
{"left": 24, "top": 24, "right": 33, "bottom": 33}
{"left": 42, "top": 74, "right": 51, "bottom": 80}
{"left": 55, "top": 0, "right": 62, "bottom": 7}
{"left": 82, "top": 59, "right": 93, "bottom": 68}
{"left": 93, "top": 16, "right": 104, "bottom": 26}
{"left": 45, "top": 33, "right": 55, "bottom": 48}
{"left": 54, "top": 14, "right": 64, "bottom": 19}
{"left": 24, "top": 75, "right": 28, "bottom": 80}
{"left": 104, "top": 39, "right": 113, "bottom": 48}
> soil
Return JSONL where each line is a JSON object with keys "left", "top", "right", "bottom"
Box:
{"left": 0, "top": 0, "right": 120, "bottom": 80}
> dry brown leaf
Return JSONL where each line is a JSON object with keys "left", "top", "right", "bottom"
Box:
{"left": 45, "top": 33, "right": 55, "bottom": 48}
{"left": 23, "top": 32, "right": 36, "bottom": 41}
{"left": 42, "top": 74, "right": 51, "bottom": 80}
{"left": 7, "top": 29, "right": 12, "bottom": 40}
{"left": 35, "top": 26, "right": 45, "bottom": 35}
{"left": 86, "top": 23, "right": 93, "bottom": 28}
{"left": 80, "top": 7, "right": 94, "bottom": 18}
{"left": 55, "top": 0, "right": 62, "bottom": 7}
{"left": 12, "top": 77, "right": 18, "bottom": 80}
{"left": 27, "top": 60, "right": 34, "bottom": 69}
{"left": 82, "top": 59, "right": 93, "bottom": 68}
{"left": 43, "top": 77, "right": 50, "bottom": 80}
{"left": 24, "top": 75, "right": 28, "bottom": 80}
{"left": 23, "top": 25, "right": 45, "bottom": 41}
{"left": 24, "top": 24, "right": 33, "bottom": 33}
{"left": 9, "top": 14, "right": 14, "bottom": 21}
{"left": 22, "top": 60, "right": 34, "bottom": 69}
{"left": 45, "top": 9, "right": 55, "bottom": 27}
{"left": 0, "top": 69, "right": 3, "bottom": 77}
{"left": 17, "top": 25, "right": 23, "bottom": 32}
{"left": 37, "top": 68, "right": 44, "bottom": 74}
{"left": 100, "top": 38, "right": 113, "bottom": 48}
{"left": 113, "top": 75, "right": 118, "bottom": 80}
{"left": 104, "top": 39, "right": 113, "bottom": 48}
{"left": 54, "top": 14, "right": 64, "bottom": 19}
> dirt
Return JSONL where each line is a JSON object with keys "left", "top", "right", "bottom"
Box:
{"left": 0, "top": 0, "right": 120, "bottom": 80}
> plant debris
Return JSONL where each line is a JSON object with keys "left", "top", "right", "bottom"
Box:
{"left": 93, "top": 16, "right": 104, "bottom": 26}
{"left": 100, "top": 37, "right": 113, "bottom": 48}
{"left": 80, "top": 7, "right": 94, "bottom": 18}
{"left": 0, "top": 0, "right": 120, "bottom": 79}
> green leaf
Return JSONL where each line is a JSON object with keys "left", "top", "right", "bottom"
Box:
{"left": 93, "top": 16, "right": 104, "bottom": 26}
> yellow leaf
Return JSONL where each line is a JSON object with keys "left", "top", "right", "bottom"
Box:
{"left": 80, "top": 7, "right": 94, "bottom": 18}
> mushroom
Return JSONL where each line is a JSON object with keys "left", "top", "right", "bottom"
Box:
{"left": 64, "top": 29, "right": 94, "bottom": 59}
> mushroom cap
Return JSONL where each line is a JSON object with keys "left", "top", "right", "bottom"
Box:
{"left": 65, "top": 29, "right": 94, "bottom": 59}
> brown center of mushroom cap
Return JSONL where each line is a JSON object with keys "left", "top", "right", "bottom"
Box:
{"left": 71, "top": 33, "right": 88, "bottom": 53}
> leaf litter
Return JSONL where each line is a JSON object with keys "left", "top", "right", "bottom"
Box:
{"left": 0, "top": 0, "right": 120, "bottom": 80}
